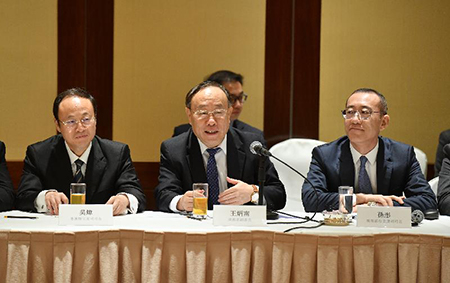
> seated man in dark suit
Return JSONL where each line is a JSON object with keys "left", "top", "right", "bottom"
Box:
{"left": 16, "top": 88, "right": 146, "bottom": 215}
{"left": 0, "top": 141, "right": 15, "bottom": 212}
{"left": 302, "top": 88, "right": 437, "bottom": 212}
{"left": 173, "top": 70, "right": 264, "bottom": 140}
{"left": 438, "top": 144, "right": 450, "bottom": 215}
{"left": 434, "top": 129, "right": 450, "bottom": 176}
{"left": 156, "top": 81, "right": 285, "bottom": 212}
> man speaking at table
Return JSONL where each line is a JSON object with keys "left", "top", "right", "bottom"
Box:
{"left": 16, "top": 88, "right": 146, "bottom": 215}
{"left": 155, "top": 81, "right": 286, "bottom": 212}
{"left": 302, "top": 88, "right": 437, "bottom": 212}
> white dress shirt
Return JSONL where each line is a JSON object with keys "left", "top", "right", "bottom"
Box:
{"left": 169, "top": 136, "right": 228, "bottom": 212}
{"left": 350, "top": 142, "right": 379, "bottom": 194}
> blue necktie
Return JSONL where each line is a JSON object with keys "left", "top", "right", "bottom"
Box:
{"left": 358, "top": 156, "right": 372, "bottom": 194}
{"left": 206, "top": 148, "right": 220, "bottom": 208}
{"left": 73, "top": 159, "right": 85, "bottom": 183}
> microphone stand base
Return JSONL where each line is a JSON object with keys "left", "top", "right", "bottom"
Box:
{"left": 266, "top": 210, "right": 279, "bottom": 220}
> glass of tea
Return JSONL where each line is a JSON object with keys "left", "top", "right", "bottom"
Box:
{"left": 70, "top": 183, "right": 86, "bottom": 204}
{"left": 192, "top": 183, "right": 208, "bottom": 219}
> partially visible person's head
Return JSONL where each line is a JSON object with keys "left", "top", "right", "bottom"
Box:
{"left": 207, "top": 70, "right": 246, "bottom": 121}
{"left": 343, "top": 88, "right": 389, "bottom": 153}
{"left": 54, "top": 88, "right": 97, "bottom": 156}
{"left": 185, "top": 81, "right": 233, "bottom": 148}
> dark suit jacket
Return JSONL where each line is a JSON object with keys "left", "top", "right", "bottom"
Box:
{"left": 16, "top": 135, "right": 146, "bottom": 212}
{"left": 302, "top": 136, "right": 437, "bottom": 212}
{"left": 173, "top": 120, "right": 265, "bottom": 142}
{"left": 0, "top": 141, "right": 15, "bottom": 212}
{"left": 155, "top": 128, "right": 286, "bottom": 212}
{"left": 438, "top": 144, "right": 450, "bottom": 215}
{"left": 435, "top": 129, "right": 450, "bottom": 176}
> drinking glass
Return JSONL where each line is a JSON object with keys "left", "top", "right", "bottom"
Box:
{"left": 70, "top": 183, "right": 86, "bottom": 204}
{"left": 192, "top": 183, "right": 208, "bottom": 219}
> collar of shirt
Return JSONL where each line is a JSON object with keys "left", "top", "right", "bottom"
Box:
{"left": 65, "top": 141, "right": 92, "bottom": 175}
{"left": 350, "top": 141, "right": 379, "bottom": 193}
{"left": 197, "top": 135, "right": 228, "bottom": 156}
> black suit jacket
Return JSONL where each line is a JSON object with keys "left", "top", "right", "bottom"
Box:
{"left": 173, "top": 120, "right": 265, "bottom": 142}
{"left": 16, "top": 135, "right": 146, "bottom": 212}
{"left": 438, "top": 144, "right": 450, "bottom": 215}
{"left": 155, "top": 128, "right": 286, "bottom": 212}
{"left": 302, "top": 136, "right": 437, "bottom": 212}
{"left": 435, "top": 129, "right": 450, "bottom": 176}
{"left": 0, "top": 141, "right": 15, "bottom": 212}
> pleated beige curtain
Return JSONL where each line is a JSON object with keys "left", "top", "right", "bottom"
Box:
{"left": 1, "top": 230, "right": 449, "bottom": 283}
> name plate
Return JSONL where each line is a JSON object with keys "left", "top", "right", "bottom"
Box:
{"left": 59, "top": 204, "right": 113, "bottom": 226}
{"left": 356, "top": 205, "right": 411, "bottom": 228}
{"left": 213, "top": 205, "right": 267, "bottom": 226}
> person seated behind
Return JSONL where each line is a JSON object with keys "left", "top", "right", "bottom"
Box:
{"left": 302, "top": 88, "right": 437, "bottom": 212}
{"left": 437, "top": 144, "right": 450, "bottom": 215}
{"left": 16, "top": 88, "right": 146, "bottom": 215}
{"left": 173, "top": 70, "right": 264, "bottom": 140}
{"left": 434, "top": 128, "right": 450, "bottom": 177}
{"left": 155, "top": 81, "right": 286, "bottom": 212}
{"left": 0, "top": 141, "right": 14, "bottom": 212}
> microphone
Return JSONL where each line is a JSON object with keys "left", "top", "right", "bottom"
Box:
{"left": 250, "top": 141, "right": 272, "bottom": 157}
{"left": 411, "top": 209, "right": 424, "bottom": 226}
{"left": 249, "top": 141, "right": 320, "bottom": 223}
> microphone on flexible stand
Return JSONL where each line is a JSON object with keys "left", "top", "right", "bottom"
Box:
{"left": 250, "top": 141, "right": 278, "bottom": 220}
{"left": 250, "top": 141, "right": 320, "bottom": 227}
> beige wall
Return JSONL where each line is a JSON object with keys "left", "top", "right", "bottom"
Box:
{"left": 0, "top": 0, "right": 57, "bottom": 160}
{"left": 320, "top": 0, "right": 450, "bottom": 164}
{"left": 114, "top": 0, "right": 266, "bottom": 162}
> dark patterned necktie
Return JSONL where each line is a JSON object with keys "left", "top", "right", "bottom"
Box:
{"left": 73, "top": 159, "right": 85, "bottom": 183}
{"left": 206, "top": 148, "right": 220, "bottom": 208}
{"left": 358, "top": 156, "right": 372, "bottom": 194}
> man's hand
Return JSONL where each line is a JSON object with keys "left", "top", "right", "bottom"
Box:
{"left": 45, "top": 191, "right": 69, "bottom": 215}
{"left": 177, "top": 191, "right": 194, "bottom": 211}
{"left": 106, "top": 194, "right": 130, "bottom": 215}
{"left": 356, "top": 193, "right": 405, "bottom": 206}
{"left": 219, "top": 177, "right": 254, "bottom": 205}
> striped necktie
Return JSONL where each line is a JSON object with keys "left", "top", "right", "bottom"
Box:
{"left": 73, "top": 159, "right": 85, "bottom": 183}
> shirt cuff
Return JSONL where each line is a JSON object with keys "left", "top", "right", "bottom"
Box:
{"left": 169, "top": 195, "right": 183, "bottom": 212}
{"left": 118, "top": 193, "right": 139, "bottom": 214}
{"left": 34, "top": 190, "right": 55, "bottom": 213}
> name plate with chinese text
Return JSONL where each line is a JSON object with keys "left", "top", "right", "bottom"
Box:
{"left": 59, "top": 204, "right": 113, "bottom": 226}
{"left": 356, "top": 205, "right": 411, "bottom": 228}
{"left": 213, "top": 205, "right": 267, "bottom": 226}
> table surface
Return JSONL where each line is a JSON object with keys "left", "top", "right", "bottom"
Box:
{"left": 1, "top": 209, "right": 449, "bottom": 236}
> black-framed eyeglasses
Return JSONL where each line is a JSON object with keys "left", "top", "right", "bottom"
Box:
{"left": 341, "top": 109, "right": 381, "bottom": 120}
{"left": 229, "top": 93, "right": 248, "bottom": 105}
{"left": 60, "top": 117, "right": 96, "bottom": 128}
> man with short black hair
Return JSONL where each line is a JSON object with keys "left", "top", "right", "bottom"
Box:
{"left": 16, "top": 88, "right": 146, "bottom": 215}
{"left": 302, "top": 88, "right": 437, "bottom": 212}
{"left": 156, "top": 81, "right": 285, "bottom": 212}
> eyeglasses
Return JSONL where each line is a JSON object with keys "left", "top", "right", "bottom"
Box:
{"left": 60, "top": 117, "right": 96, "bottom": 128}
{"left": 229, "top": 93, "right": 248, "bottom": 105}
{"left": 193, "top": 109, "right": 228, "bottom": 120}
{"left": 341, "top": 109, "right": 381, "bottom": 120}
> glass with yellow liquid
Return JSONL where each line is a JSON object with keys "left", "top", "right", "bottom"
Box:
{"left": 192, "top": 183, "right": 208, "bottom": 219}
{"left": 70, "top": 183, "right": 86, "bottom": 204}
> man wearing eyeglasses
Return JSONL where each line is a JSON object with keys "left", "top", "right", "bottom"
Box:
{"left": 155, "top": 81, "right": 285, "bottom": 212}
{"left": 302, "top": 88, "right": 437, "bottom": 212}
{"left": 172, "top": 70, "right": 265, "bottom": 141}
{"left": 16, "top": 88, "right": 146, "bottom": 215}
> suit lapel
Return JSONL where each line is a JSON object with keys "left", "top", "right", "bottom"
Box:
{"left": 54, "top": 137, "right": 74, "bottom": 195}
{"left": 84, "top": 137, "right": 107, "bottom": 201}
{"left": 227, "top": 129, "right": 245, "bottom": 184}
{"left": 339, "top": 139, "right": 355, "bottom": 188}
{"left": 187, "top": 130, "right": 207, "bottom": 183}
{"left": 376, "top": 137, "right": 392, "bottom": 194}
